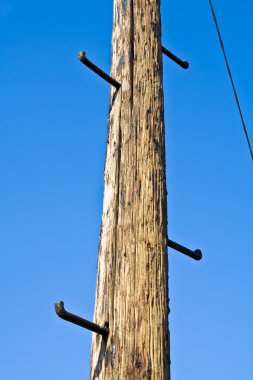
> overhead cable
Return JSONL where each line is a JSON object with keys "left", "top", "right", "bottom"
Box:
{"left": 209, "top": 0, "right": 253, "bottom": 162}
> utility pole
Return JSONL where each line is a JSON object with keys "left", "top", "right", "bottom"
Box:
{"left": 90, "top": 1, "right": 169, "bottom": 378}
{"left": 55, "top": 0, "right": 202, "bottom": 378}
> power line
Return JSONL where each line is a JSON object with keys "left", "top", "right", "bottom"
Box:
{"left": 209, "top": 0, "right": 253, "bottom": 162}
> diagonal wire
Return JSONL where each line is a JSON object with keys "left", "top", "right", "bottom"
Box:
{"left": 209, "top": 0, "right": 253, "bottom": 162}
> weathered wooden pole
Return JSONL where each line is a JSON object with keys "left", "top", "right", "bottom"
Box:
{"left": 90, "top": 0, "right": 170, "bottom": 378}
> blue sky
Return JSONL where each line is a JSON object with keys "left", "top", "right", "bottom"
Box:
{"left": 0, "top": 0, "right": 252, "bottom": 379}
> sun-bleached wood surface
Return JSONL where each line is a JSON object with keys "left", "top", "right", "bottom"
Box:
{"left": 90, "top": 1, "right": 170, "bottom": 378}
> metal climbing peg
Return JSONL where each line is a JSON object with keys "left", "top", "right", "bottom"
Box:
{"left": 162, "top": 46, "right": 189, "bottom": 69}
{"left": 54, "top": 301, "right": 109, "bottom": 337}
{"left": 167, "top": 239, "right": 202, "bottom": 261}
{"left": 78, "top": 51, "right": 121, "bottom": 89}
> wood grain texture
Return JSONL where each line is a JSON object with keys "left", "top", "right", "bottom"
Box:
{"left": 90, "top": 1, "right": 170, "bottom": 378}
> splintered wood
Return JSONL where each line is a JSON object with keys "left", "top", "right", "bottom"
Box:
{"left": 90, "top": 1, "right": 170, "bottom": 378}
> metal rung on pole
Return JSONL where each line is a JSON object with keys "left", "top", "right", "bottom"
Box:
{"left": 162, "top": 46, "right": 189, "bottom": 69}
{"left": 78, "top": 51, "right": 121, "bottom": 89}
{"left": 54, "top": 301, "right": 109, "bottom": 337}
{"left": 167, "top": 239, "right": 202, "bottom": 261}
